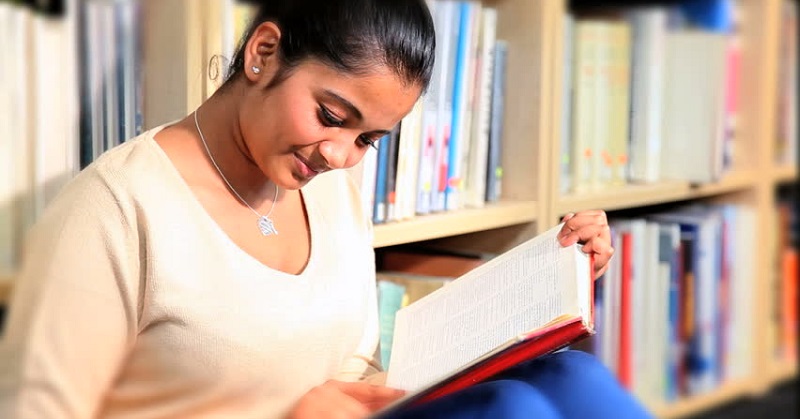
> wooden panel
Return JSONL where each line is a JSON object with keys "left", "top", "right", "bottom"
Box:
{"left": 771, "top": 164, "right": 798, "bottom": 184}
{"left": 494, "top": 0, "right": 558, "bottom": 202}
{"left": 738, "top": 0, "right": 783, "bottom": 392}
{"left": 648, "top": 380, "right": 756, "bottom": 419}
{"left": 0, "top": 274, "right": 13, "bottom": 305}
{"left": 141, "top": 0, "right": 204, "bottom": 129}
{"left": 373, "top": 200, "right": 538, "bottom": 248}
{"left": 766, "top": 358, "right": 798, "bottom": 386}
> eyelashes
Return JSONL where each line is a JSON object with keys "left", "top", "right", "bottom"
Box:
{"left": 357, "top": 135, "right": 378, "bottom": 149}
{"left": 319, "top": 105, "right": 344, "bottom": 127}
{"left": 318, "top": 105, "right": 378, "bottom": 149}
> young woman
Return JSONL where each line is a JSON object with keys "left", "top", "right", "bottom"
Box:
{"left": 0, "top": 1, "right": 649, "bottom": 418}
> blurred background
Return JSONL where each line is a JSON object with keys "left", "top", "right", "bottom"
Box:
{"left": 0, "top": 0, "right": 797, "bottom": 418}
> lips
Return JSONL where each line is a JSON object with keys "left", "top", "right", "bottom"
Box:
{"left": 294, "top": 153, "right": 326, "bottom": 179}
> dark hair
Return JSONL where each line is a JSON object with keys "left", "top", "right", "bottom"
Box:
{"left": 223, "top": 0, "right": 436, "bottom": 92}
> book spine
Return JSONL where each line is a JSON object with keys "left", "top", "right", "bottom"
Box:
{"left": 618, "top": 231, "right": 633, "bottom": 388}
{"left": 445, "top": 2, "right": 474, "bottom": 211}
{"left": 372, "top": 133, "right": 391, "bottom": 224}
{"left": 465, "top": 7, "right": 497, "bottom": 208}
{"left": 385, "top": 126, "right": 401, "bottom": 222}
{"left": 485, "top": 40, "right": 506, "bottom": 202}
{"left": 415, "top": 1, "right": 445, "bottom": 215}
{"left": 560, "top": 13, "right": 575, "bottom": 195}
{"left": 432, "top": 1, "right": 460, "bottom": 213}
{"left": 628, "top": 9, "right": 666, "bottom": 183}
{"left": 399, "top": 99, "right": 423, "bottom": 220}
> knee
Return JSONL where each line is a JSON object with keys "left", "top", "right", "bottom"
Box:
{"left": 539, "top": 349, "right": 612, "bottom": 379}
{"left": 485, "top": 380, "right": 538, "bottom": 402}
{"left": 480, "top": 380, "right": 560, "bottom": 419}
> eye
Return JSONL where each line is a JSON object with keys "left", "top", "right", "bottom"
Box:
{"left": 318, "top": 105, "right": 344, "bottom": 127}
{"left": 358, "top": 134, "right": 378, "bottom": 150}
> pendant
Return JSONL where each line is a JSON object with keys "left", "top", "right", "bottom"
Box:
{"left": 257, "top": 215, "right": 278, "bottom": 236}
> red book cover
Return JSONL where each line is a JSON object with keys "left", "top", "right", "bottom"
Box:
{"left": 782, "top": 248, "right": 798, "bottom": 361}
{"left": 412, "top": 317, "right": 594, "bottom": 405}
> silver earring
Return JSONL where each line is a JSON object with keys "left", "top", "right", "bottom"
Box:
{"left": 251, "top": 66, "right": 261, "bottom": 74}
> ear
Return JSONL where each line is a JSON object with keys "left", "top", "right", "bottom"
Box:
{"left": 243, "top": 21, "right": 282, "bottom": 84}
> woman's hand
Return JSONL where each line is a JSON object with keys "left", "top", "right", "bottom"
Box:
{"left": 286, "top": 380, "right": 405, "bottom": 419}
{"left": 557, "top": 210, "right": 613, "bottom": 279}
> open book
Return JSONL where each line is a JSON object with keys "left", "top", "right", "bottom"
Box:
{"left": 373, "top": 224, "right": 595, "bottom": 415}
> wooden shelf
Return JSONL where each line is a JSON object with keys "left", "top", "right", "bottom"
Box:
{"left": 648, "top": 380, "right": 755, "bottom": 419}
{"left": 767, "top": 358, "right": 798, "bottom": 385}
{"left": 555, "top": 170, "right": 758, "bottom": 215}
{"left": 372, "top": 201, "right": 538, "bottom": 248}
{"left": 648, "top": 361, "right": 797, "bottom": 419}
{"left": 771, "top": 164, "right": 798, "bottom": 184}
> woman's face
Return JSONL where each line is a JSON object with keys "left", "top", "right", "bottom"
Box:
{"left": 239, "top": 59, "right": 421, "bottom": 190}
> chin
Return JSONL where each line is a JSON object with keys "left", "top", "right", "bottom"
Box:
{"left": 280, "top": 172, "right": 314, "bottom": 190}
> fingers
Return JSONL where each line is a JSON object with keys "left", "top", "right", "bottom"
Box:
{"left": 558, "top": 210, "right": 613, "bottom": 280}
{"left": 582, "top": 239, "right": 614, "bottom": 279}
{"left": 330, "top": 381, "right": 405, "bottom": 409}
{"left": 594, "top": 263, "right": 610, "bottom": 279}
{"left": 293, "top": 382, "right": 371, "bottom": 419}
{"left": 558, "top": 210, "right": 608, "bottom": 246}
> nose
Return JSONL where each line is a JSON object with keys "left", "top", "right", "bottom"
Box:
{"left": 318, "top": 135, "right": 358, "bottom": 170}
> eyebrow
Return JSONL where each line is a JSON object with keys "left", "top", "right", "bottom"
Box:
{"left": 322, "top": 89, "right": 391, "bottom": 136}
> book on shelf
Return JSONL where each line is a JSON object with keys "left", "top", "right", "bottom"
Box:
{"left": 484, "top": 40, "right": 506, "bottom": 203}
{"left": 562, "top": 2, "right": 740, "bottom": 193}
{"left": 586, "top": 204, "right": 756, "bottom": 407}
{"left": 372, "top": 224, "right": 595, "bottom": 415}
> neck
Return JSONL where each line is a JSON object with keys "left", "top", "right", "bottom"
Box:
{"left": 193, "top": 88, "right": 279, "bottom": 208}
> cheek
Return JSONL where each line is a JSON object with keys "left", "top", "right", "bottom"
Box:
{"left": 280, "top": 98, "right": 324, "bottom": 148}
{"left": 247, "top": 93, "right": 321, "bottom": 156}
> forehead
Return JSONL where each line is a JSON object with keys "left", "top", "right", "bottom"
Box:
{"left": 292, "top": 60, "right": 422, "bottom": 125}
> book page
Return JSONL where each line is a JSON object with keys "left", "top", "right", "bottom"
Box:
{"left": 385, "top": 224, "right": 586, "bottom": 391}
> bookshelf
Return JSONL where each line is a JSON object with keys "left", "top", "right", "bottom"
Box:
{"left": 0, "top": 0, "right": 795, "bottom": 418}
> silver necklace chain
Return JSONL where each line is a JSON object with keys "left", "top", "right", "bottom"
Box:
{"left": 193, "top": 110, "right": 279, "bottom": 235}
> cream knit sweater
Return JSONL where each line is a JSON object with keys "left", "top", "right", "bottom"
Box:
{"left": 0, "top": 124, "right": 381, "bottom": 418}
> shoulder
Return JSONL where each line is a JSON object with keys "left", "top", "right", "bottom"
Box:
{"left": 32, "top": 127, "right": 171, "bottom": 235}
{"left": 85, "top": 128, "right": 170, "bottom": 195}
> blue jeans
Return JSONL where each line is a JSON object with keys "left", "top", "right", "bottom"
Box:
{"left": 383, "top": 350, "right": 653, "bottom": 419}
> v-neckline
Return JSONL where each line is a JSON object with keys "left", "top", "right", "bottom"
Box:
{"left": 145, "top": 122, "right": 319, "bottom": 280}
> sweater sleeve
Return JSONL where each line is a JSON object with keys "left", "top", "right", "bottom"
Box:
{"left": 332, "top": 248, "right": 382, "bottom": 382}
{"left": 0, "top": 167, "right": 142, "bottom": 419}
